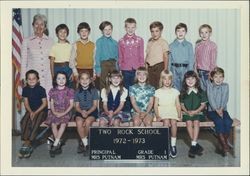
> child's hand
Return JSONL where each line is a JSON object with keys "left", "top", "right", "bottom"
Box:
{"left": 156, "top": 116, "right": 162, "bottom": 122}
{"left": 177, "top": 117, "right": 182, "bottom": 121}
{"left": 54, "top": 112, "right": 64, "bottom": 118}
{"left": 108, "top": 110, "right": 114, "bottom": 118}
{"left": 73, "top": 74, "right": 78, "bottom": 82}
{"left": 139, "top": 112, "right": 147, "bottom": 119}
{"left": 69, "top": 73, "right": 74, "bottom": 81}
{"left": 188, "top": 110, "right": 196, "bottom": 116}
{"left": 29, "top": 111, "right": 36, "bottom": 121}
{"left": 81, "top": 110, "right": 88, "bottom": 118}
{"left": 216, "top": 109, "right": 223, "bottom": 117}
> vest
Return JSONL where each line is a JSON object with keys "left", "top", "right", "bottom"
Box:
{"left": 107, "top": 90, "right": 121, "bottom": 111}
{"left": 76, "top": 41, "right": 95, "bottom": 69}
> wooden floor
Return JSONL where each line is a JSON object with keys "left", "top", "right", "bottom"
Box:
{"left": 12, "top": 128, "right": 240, "bottom": 168}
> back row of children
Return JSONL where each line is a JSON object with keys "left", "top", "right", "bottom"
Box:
{"left": 19, "top": 18, "right": 232, "bottom": 160}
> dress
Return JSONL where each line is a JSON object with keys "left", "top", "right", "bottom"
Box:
{"left": 155, "top": 87, "right": 180, "bottom": 119}
{"left": 180, "top": 89, "right": 208, "bottom": 121}
{"left": 45, "top": 87, "right": 74, "bottom": 125}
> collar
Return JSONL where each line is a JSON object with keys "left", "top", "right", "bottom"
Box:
{"left": 174, "top": 39, "right": 188, "bottom": 46}
{"left": 124, "top": 34, "right": 137, "bottom": 40}
{"left": 187, "top": 87, "right": 198, "bottom": 95}
{"left": 77, "top": 38, "right": 90, "bottom": 45}
{"left": 102, "top": 35, "right": 113, "bottom": 40}
{"left": 30, "top": 33, "right": 49, "bottom": 40}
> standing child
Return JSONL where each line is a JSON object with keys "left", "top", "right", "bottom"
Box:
{"left": 207, "top": 67, "right": 233, "bottom": 157}
{"left": 129, "top": 67, "right": 155, "bottom": 126}
{"left": 95, "top": 21, "right": 118, "bottom": 90}
{"left": 145, "top": 21, "right": 169, "bottom": 89}
{"left": 49, "top": 24, "right": 73, "bottom": 87}
{"left": 195, "top": 24, "right": 217, "bottom": 91}
{"left": 18, "top": 70, "right": 47, "bottom": 158}
{"left": 99, "top": 70, "right": 130, "bottom": 127}
{"left": 180, "top": 71, "right": 207, "bottom": 158}
{"left": 169, "top": 23, "right": 194, "bottom": 91}
{"left": 69, "top": 22, "right": 95, "bottom": 88}
{"left": 154, "top": 70, "right": 181, "bottom": 158}
{"left": 74, "top": 72, "right": 99, "bottom": 156}
{"left": 118, "top": 18, "right": 144, "bottom": 111}
{"left": 45, "top": 71, "right": 74, "bottom": 157}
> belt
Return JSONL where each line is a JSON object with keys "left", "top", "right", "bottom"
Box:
{"left": 171, "top": 63, "right": 188, "bottom": 67}
{"left": 54, "top": 62, "right": 69, "bottom": 67}
{"left": 147, "top": 62, "right": 163, "bottom": 67}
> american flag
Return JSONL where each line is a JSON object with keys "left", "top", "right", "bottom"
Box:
{"left": 12, "top": 8, "right": 23, "bottom": 112}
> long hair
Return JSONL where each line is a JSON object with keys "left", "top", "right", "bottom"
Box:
{"left": 77, "top": 71, "right": 94, "bottom": 90}
{"left": 159, "top": 70, "right": 173, "bottom": 88}
{"left": 52, "top": 71, "right": 69, "bottom": 88}
{"left": 134, "top": 66, "right": 149, "bottom": 84}
{"left": 180, "top": 70, "right": 202, "bottom": 98}
{"left": 105, "top": 70, "right": 124, "bottom": 96}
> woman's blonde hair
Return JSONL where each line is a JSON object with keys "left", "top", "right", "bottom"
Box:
{"left": 134, "top": 66, "right": 149, "bottom": 84}
{"left": 159, "top": 70, "right": 173, "bottom": 88}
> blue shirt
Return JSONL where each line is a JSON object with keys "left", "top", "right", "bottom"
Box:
{"left": 74, "top": 87, "right": 99, "bottom": 110}
{"left": 95, "top": 35, "right": 118, "bottom": 74}
{"left": 168, "top": 39, "right": 194, "bottom": 71}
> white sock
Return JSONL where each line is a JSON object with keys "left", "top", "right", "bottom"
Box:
{"left": 53, "top": 138, "right": 60, "bottom": 146}
{"left": 82, "top": 137, "right": 88, "bottom": 146}
{"left": 191, "top": 141, "right": 197, "bottom": 146}
{"left": 171, "top": 137, "right": 176, "bottom": 147}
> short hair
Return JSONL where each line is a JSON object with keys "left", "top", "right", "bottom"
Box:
{"left": 53, "top": 71, "right": 69, "bottom": 88}
{"left": 77, "top": 22, "right": 91, "bottom": 33}
{"left": 199, "top": 24, "right": 212, "bottom": 33}
{"left": 55, "top": 24, "right": 69, "bottom": 36}
{"left": 32, "top": 14, "right": 49, "bottom": 36}
{"left": 175, "top": 23, "right": 187, "bottom": 32}
{"left": 125, "top": 18, "right": 137, "bottom": 26}
{"left": 159, "top": 70, "right": 173, "bottom": 88}
{"left": 99, "top": 21, "right": 113, "bottom": 31}
{"left": 25, "top": 69, "right": 39, "bottom": 80}
{"left": 210, "top": 67, "right": 225, "bottom": 78}
{"left": 150, "top": 21, "right": 164, "bottom": 31}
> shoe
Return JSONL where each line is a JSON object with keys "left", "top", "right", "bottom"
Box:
{"left": 188, "top": 146, "right": 196, "bottom": 158}
{"left": 77, "top": 142, "right": 85, "bottom": 153}
{"left": 170, "top": 146, "right": 177, "bottom": 158}
{"left": 83, "top": 145, "right": 89, "bottom": 157}
{"left": 195, "top": 143, "right": 204, "bottom": 155}
{"left": 23, "top": 146, "right": 33, "bottom": 158}
{"left": 18, "top": 146, "right": 28, "bottom": 159}
{"left": 50, "top": 144, "right": 62, "bottom": 158}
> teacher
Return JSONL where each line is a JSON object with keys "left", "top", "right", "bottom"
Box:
{"left": 21, "top": 14, "right": 53, "bottom": 100}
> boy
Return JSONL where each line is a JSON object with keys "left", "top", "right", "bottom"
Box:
{"left": 118, "top": 18, "right": 144, "bottom": 111}
{"left": 19, "top": 70, "right": 48, "bottom": 158}
{"left": 195, "top": 24, "right": 217, "bottom": 91}
{"left": 169, "top": 23, "right": 194, "bottom": 91}
{"left": 207, "top": 67, "right": 232, "bottom": 157}
{"left": 145, "top": 21, "right": 169, "bottom": 89}
{"left": 95, "top": 21, "right": 118, "bottom": 90}
{"left": 69, "top": 22, "right": 95, "bottom": 89}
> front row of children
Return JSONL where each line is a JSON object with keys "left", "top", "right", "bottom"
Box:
{"left": 18, "top": 66, "right": 232, "bottom": 159}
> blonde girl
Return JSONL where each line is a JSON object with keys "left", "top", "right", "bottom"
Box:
{"left": 154, "top": 70, "right": 181, "bottom": 158}
{"left": 129, "top": 67, "right": 155, "bottom": 126}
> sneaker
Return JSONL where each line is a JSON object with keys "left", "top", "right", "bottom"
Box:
{"left": 23, "top": 146, "right": 33, "bottom": 158}
{"left": 188, "top": 146, "right": 196, "bottom": 158}
{"left": 77, "top": 142, "right": 85, "bottom": 153}
{"left": 50, "top": 144, "right": 62, "bottom": 158}
{"left": 18, "top": 146, "right": 28, "bottom": 158}
{"left": 170, "top": 146, "right": 177, "bottom": 158}
{"left": 83, "top": 145, "right": 89, "bottom": 157}
{"left": 195, "top": 143, "right": 204, "bottom": 155}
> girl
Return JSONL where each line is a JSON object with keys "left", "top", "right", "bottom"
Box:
{"left": 207, "top": 67, "right": 233, "bottom": 157}
{"left": 95, "top": 21, "right": 118, "bottom": 90}
{"left": 154, "top": 70, "right": 181, "bottom": 158}
{"left": 45, "top": 71, "right": 74, "bottom": 157}
{"left": 74, "top": 72, "right": 99, "bottom": 156}
{"left": 19, "top": 70, "right": 47, "bottom": 158}
{"left": 99, "top": 70, "right": 130, "bottom": 127}
{"left": 129, "top": 67, "right": 155, "bottom": 126}
{"left": 180, "top": 71, "right": 207, "bottom": 158}
{"left": 49, "top": 24, "right": 73, "bottom": 87}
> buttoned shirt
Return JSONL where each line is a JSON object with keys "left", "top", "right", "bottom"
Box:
{"left": 145, "top": 37, "right": 169, "bottom": 66}
{"left": 94, "top": 35, "right": 118, "bottom": 74}
{"left": 169, "top": 39, "right": 194, "bottom": 71}
{"left": 21, "top": 34, "right": 54, "bottom": 95}
{"left": 195, "top": 39, "right": 217, "bottom": 71}
{"left": 206, "top": 80, "right": 229, "bottom": 111}
{"left": 118, "top": 34, "right": 144, "bottom": 70}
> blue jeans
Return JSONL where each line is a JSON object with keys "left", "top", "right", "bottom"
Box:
{"left": 208, "top": 111, "right": 233, "bottom": 134}
{"left": 198, "top": 69, "right": 209, "bottom": 91}
{"left": 121, "top": 70, "right": 136, "bottom": 112}
{"left": 171, "top": 66, "right": 188, "bottom": 91}
{"left": 54, "top": 65, "right": 73, "bottom": 88}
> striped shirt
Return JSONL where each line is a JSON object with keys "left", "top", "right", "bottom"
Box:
{"left": 21, "top": 34, "right": 54, "bottom": 95}
{"left": 195, "top": 39, "right": 217, "bottom": 71}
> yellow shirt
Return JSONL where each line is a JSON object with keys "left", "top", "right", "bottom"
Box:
{"left": 49, "top": 42, "right": 72, "bottom": 63}
{"left": 69, "top": 40, "right": 95, "bottom": 75}
{"left": 145, "top": 37, "right": 169, "bottom": 66}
